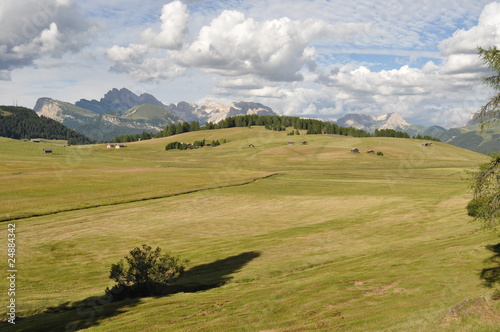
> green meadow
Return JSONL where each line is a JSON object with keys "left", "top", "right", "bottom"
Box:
{"left": 1, "top": 127, "right": 499, "bottom": 331}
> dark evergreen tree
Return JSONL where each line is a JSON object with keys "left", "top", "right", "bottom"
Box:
{"left": 477, "top": 46, "right": 500, "bottom": 127}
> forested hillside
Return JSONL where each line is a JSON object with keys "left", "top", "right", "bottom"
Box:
{"left": 0, "top": 106, "right": 94, "bottom": 145}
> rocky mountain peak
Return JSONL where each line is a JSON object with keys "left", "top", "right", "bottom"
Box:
{"left": 167, "top": 99, "right": 278, "bottom": 124}
{"left": 33, "top": 97, "right": 53, "bottom": 113}
{"left": 379, "top": 113, "right": 410, "bottom": 130}
{"left": 202, "top": 99, "right": 231, "bottom": 112}
{"left": 337, "top": 112, "right": 413, "bottom": 133}
{"left": 231, "top": 101, "right": 274, "bottom": 115}
{"left": 102, "top": 88, "right": 139, "bottom": 107}
{"left": 75, "top": 88, "right": 165, "bottom": 114}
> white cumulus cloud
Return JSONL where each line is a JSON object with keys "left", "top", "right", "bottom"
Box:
{"left": 141, "top": 1, "right": 189, "bottom": 50}
{"left": 437, "top": 2, "right": 500, "bottom": 77}
{"left": 106, "top": 44, "right": 148, "bottom": 67}
{"left": 106, "top": 3, "right": 372, "bottom": 83}
{"left": 181, "top": 11, "right": 355, "bottom": 81}
{"left": 12, "top": 23, "right": 62, "bottom": 56}
{"left": 440, "top": 2, "right": 500, "bottom": 56}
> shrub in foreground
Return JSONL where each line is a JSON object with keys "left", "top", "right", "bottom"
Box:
{"left": 106, "top": 245, "right": 188, "bottom": 301}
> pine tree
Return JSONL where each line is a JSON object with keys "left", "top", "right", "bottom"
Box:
{"left": 477, "top": 46, "right": 500, "bottom": 127}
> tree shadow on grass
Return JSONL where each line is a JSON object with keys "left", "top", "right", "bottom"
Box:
{"left": 11, "top": 251, "right": 260, "bottom": 332}
{"left": 167, "top": 251, "right": 261, "bottom": 294}
{"left": 480, "top": 243, "right": 500, "bottom": 288}
{"left": 7, "top": 296, "right": 142, "bottom": 332}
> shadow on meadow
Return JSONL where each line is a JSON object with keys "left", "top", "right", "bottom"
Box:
{"left": 168, "top": 251, "right": 261, "bottom": 293}
{"left": 11, "top": 251, "right": 261, "bottom": 332}
{"left": 480, "top": 243, "right": 500, "bottom": 288}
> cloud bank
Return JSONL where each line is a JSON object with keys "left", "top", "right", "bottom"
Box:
{"left": 106, "top": 1, "right": 371, "bottom": 82}
{"left": 0, "top": 0, "right": 90, "bottom": 79}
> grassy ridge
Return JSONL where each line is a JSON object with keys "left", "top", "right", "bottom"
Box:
{"left": 0, "top": 127, "right": 499, "bottom": 331}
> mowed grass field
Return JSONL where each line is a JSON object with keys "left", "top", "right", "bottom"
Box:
{"left": 1, "top": 127, "right": 499, "bottom": 331}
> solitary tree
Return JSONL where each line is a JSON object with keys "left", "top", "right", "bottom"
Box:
{"left": 466, "top": 47, "right": 500, "bottom": 230}
{"left": 106, "top": 245, "right": 188, "bottom": 300}
{"left": 466, "top": 47, "right": 500, "bottom": 293}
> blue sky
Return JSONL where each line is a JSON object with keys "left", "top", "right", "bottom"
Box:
{"left": 1, "top": 0, "right": 500, "bottom": 127}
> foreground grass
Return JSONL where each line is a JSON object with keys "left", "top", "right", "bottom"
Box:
{"left": 0, "top": 127, "right": 499, "bottom": 331}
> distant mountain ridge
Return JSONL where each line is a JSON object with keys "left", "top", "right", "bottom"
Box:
{"left": 34, "top": 97, "right": 181, "bottom": 141}
{"left": 34, "top": 88, "right": 278, "bottom": 141}
{"left": 74, "top": 88, "right": 165, "bottom": 114}
{"left": 335, "top": 112, "right": 499, "bottom": 154}
{"left": 421, "top": 124, "right": 500, "bottom": 155}
{"left": 336, "top": 112, "right": 426, "bottom": 137}
{"left": 31, "top": 88, "right": 499, "bottom": 154}
{"left": 167, "top": 99, "right": 276, "bottom": 124}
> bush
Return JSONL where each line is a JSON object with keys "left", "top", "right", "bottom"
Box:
{"left": 376, "top": 151, "right": 384, "bottom": 156}
{"left": 467, "top": 198, "right": 485, "bottom": 217}
{"left": 105, "top": 245, "right": 188, "bottom": 301}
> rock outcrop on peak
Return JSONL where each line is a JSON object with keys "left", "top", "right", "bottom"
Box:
{"left": 75, "top": 88, "right": 165, "bottom": 114}
{"left": 337, "top": 112, "right": 419, "bottom": 135}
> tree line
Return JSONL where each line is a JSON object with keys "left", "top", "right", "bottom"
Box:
{"left": 206, "top": 114, "right": 372, "bottom": 137}
{"left": 111, "top": 114, "right": 428, "bottom": 143}
{"left": 412, "top": 134, "right": 441, "bottom": 142}
{"left": 374, "top": 129, "right": 410, "bottom": 138}
{"left": 165, "top": 139, "right": 226, "bottom": 150}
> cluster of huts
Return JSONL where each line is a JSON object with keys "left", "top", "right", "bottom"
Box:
{"left": 106, "top": 143, "right": 126, "bottom": 149}
{"left": 21, "top": 139, "right": 54, "bottom": 154}
{"left": 350, "top": 148, "right": 376, "bottom": 154}
{"left": 248, "top": 141, "right": 308, "bottom": 148}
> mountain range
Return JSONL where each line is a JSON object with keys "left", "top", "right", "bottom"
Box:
{"left": 34, "top": 88, "right": 277, "bottom": 141}
{"left": 336, "top": 113, "right": 426, "bottom": 137}
{"left": 335, "top": 112, "right": 499, "bottom": 154}
{"left": 32, "top": 88, "right": 499, "bottom": 154}
{"left": 420, "top": 124, "right": 500, "bottom": 155}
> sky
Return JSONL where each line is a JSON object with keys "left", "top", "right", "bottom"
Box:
{"left": 1, "top": 0, "right": 500, "bottom": 127}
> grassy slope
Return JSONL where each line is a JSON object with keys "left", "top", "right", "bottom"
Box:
{"left": 120, "top": 104, "right": 179, "bottom": 123}
{"left": 55, "top": 100, "right": 99, "bottom": 119}
{"left": 0, "top": 127, "right": 499, "bottom": 331}
{"left": 441, "top": 123, "right": 500, "bottom": 155}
